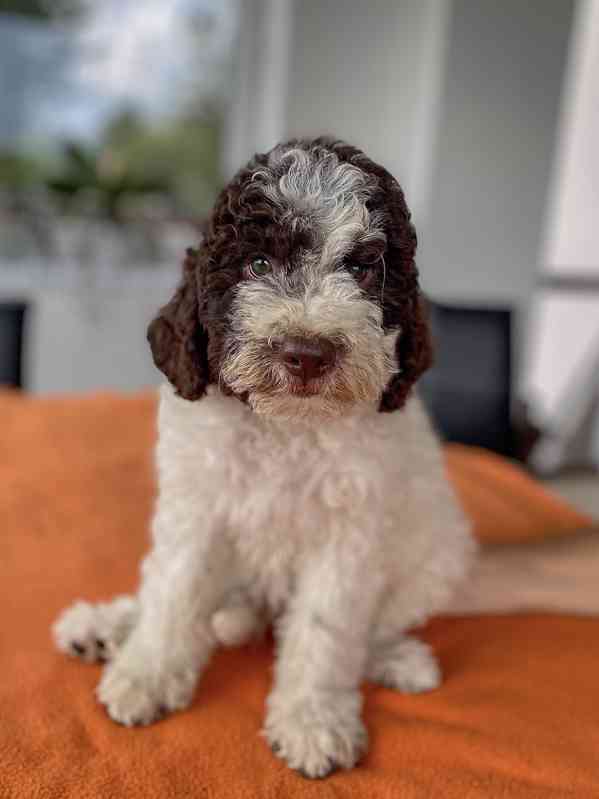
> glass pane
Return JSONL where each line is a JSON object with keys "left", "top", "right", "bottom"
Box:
{"left": 0, "top": 0, "right": 239, "bottom": 266}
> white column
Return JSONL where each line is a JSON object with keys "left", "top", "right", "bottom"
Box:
{"left": 223, "top": 0, "right": 292, "bottom": 178}
{"left": 524, "top": 0, "right": 599, "bottom": 470}
{"left": 542, "top": 0, "right": 599, "bottom": 273}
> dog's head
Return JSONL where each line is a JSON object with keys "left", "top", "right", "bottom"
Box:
{"left": 148, "top": 138, "right": 432, "bottom": 418}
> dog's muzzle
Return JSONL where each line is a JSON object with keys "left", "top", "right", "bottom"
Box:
{"left": 277, "top": 336, "right": 338, "bottom": 388}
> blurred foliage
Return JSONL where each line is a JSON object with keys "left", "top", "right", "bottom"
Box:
{"left": 1, "top": 109, "right": 222, "bottom": 221}
{"left": 0, "top": 0, "right": 228, "bottom": 267}
{"left": 101, "top": 109, "right": 223, "bottom": 217}
{"left": 0, "top": 0, "right": 224, "bottom": 222}
{"left": 46, "top": 140, "right": 170, "bottom": 222}
{"left": 0, "top": 150, "right": 46, "bottom": 188}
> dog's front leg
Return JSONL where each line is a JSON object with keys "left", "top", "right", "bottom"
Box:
{"left": 97, "top": 520, "right": 230, "bottom": 727}
{"left": 264, "top": 538, "right": 383, "bottom": 778}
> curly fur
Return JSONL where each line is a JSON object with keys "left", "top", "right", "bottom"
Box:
{"left": 53, "top": 137, "right": 473, "bottom": 779}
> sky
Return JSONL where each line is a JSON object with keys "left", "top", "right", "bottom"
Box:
{"left": 0, "top": 0, "right": 239, "bottom": 145}
{"left": 73, "top": 0, "right": 238, "bottom": 123}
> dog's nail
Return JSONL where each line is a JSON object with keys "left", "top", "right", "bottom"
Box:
{"left": 97, "top": 654, "right": 108, "bottom": 664}
{"left": 95, "top": 638, "right": 105, "bottom": 650}
{"left": 71, "top": 642, "right": 85, "bottom": 655}
{"left": 270, "top": 741, "right": 281, "bottom": 754}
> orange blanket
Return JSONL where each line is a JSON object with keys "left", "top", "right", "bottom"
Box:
{"left": 1, "top": 390, "right": 597, "bottom": 798}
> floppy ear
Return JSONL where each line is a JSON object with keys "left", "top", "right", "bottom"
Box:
{"left": 147, "top": 247, "right": 210, "bottom": 400}
{"left": 377, "top": 175, "right": 433, "bottom": 412}
{"left": 379, "top": 292, "right": 433, "bottom": 412}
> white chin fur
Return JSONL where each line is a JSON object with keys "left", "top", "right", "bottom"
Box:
{"left": 247, "top": 389, "right": 375, "bottom": 421}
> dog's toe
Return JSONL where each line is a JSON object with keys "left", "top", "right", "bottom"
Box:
{"left": 53, "top": 597, "right": 137, "bottom": 664}
{"left": 264, "top": 698, "right": 367, "bottom": 778}
{"left": 53, "top": 602, "right": 111, "bottom": 663}
{"left": 97, "top": 657, "right": 195, "bottom": 727}
{"left": 97, "top": 668, "right": 161, "bottom": 726}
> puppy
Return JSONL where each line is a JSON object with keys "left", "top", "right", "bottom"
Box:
{"left": 54, "top": 138, "right": 474, "bottom": 778}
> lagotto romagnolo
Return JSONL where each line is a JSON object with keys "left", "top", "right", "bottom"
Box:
{"left": 54, "top": 138, "right": 475, "bottom": 779}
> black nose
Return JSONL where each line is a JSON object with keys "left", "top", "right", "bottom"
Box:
{"left": 280, "top": 337, "right": 337, "bottom": 382}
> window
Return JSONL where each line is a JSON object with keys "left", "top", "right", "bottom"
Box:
{"left": 0, "top": 0, "right": 239, "bottom": 266}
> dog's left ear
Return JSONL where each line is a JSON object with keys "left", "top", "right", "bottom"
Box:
{"left": 376, "top": 174, "right": 433, "bottom": 412}
{"left": 147, "top": 247, "right": 210, "bottom": 400}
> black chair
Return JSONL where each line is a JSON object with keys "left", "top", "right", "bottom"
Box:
{"left": 0, "top": 302, "right": 27, "bottom": 389}
{"left": 419, "top": 302, "right": 514, "bottom": 456}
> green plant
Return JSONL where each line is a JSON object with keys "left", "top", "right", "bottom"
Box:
{"left": 45, "top": 141, "right": 170, "bottom": 222}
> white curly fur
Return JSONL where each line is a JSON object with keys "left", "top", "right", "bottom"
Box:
{"left": 261, "top": 145, "right": 386, "bottom": 265}
{"left": 54, "top": 383, "right": 474, "bottom": 777}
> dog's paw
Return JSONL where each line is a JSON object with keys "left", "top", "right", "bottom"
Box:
{"left": 370, "top": 636, "right": 441, "bottom": 694}
{"left": 97, "top": 656, "right": 196, "bottom": 727}
{"left": 53, "top": 601, "right": 110, "bottom": 663}
{"left": 264, "top": 697, "right": 367, "bottom": 778}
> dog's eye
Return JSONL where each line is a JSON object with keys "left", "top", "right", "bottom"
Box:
{"left": 246, "top": 256, "right": 272, "bottom": 279}
{"left": 345, "top": 263, "right": 374, "bottom": 287}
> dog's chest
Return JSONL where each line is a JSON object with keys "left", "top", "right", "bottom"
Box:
{"left": 190, "top": 402, "right": 391, "bottom": 606}
{"left": 226, "top": 419, "right": 357, "bottom": 540}
{"left": 160, "top": 388, "right": 436, "bottom": 612}
{"left": 220, "top": 421, "right": 371, "bottom": 611}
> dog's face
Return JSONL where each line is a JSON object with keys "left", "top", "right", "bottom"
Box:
{"left": 148, "top": 138, "right": 432, "bottom": 418}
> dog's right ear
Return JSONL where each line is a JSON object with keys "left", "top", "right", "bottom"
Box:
{"left": 147, "top": 247, "right": 210, "bottom": 400}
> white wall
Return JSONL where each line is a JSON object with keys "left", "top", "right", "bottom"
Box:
{"left": 285, "top": 0, "right": 449, "bottom": 223}
{"left": 1, "top": 263, "right": 179, "bottom": 394}
{"left": 223, "top": 0, "right": 293, "bottom": 177}
{"left": 420, "top": 0, "right": 575, "bottom": 304}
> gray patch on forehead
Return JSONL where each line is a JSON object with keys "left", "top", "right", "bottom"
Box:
{"left": 252, "top": 145, "right": 386, "bottom": 266}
